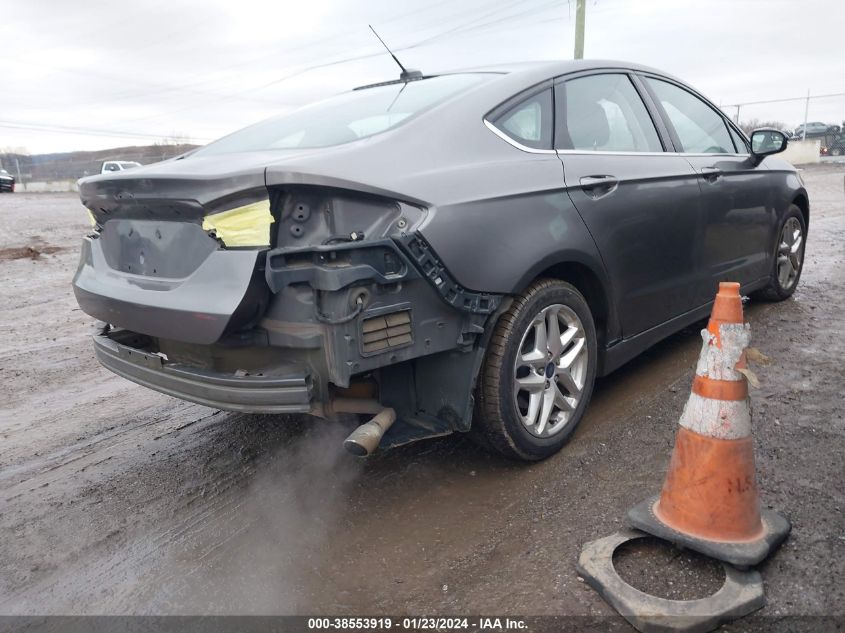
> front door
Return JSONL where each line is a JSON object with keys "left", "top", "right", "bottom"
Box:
{"left": 555, "top": 72, "right": 704, "bottom": 338}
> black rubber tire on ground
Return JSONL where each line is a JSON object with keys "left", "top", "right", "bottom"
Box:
{"left": 472, "top": 279, "right": 598, "bottom": 461}
{"left": 752, "top": 204, "right": 806, "bottom": 302}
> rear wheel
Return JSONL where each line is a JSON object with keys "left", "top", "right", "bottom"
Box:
{"left": 753, "top": 205, "right": 806, "bottom": 301}
{"left": 473, "top": 279, "right": 597, "bottom": 461}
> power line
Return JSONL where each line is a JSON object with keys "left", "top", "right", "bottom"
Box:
{"left": 6, "top": 0, "right": 468, "bottom": 114}
{"left": 724, "top": 92, "right": 845, "bottom": 107}
{"left": 0, "top": 121, "right": 213, "bottom": 143}
{"left": 122, "top": 0, "right": 562, "bottom": 126}
{"left": 4, "top": 0, "right": 572, "bottom": 146}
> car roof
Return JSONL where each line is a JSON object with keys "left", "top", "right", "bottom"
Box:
{"left": 356, "top": 60, "right": 683, "bottom": 95}
{"left": 438, "top": 59, "right": 682, "bottom": 83}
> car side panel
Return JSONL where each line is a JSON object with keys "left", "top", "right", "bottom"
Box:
{"left": 417, "top": 153, "right": 618, "bottom": 337}
{"left": 561, "top": 153, "right": 703, "bottom": 337}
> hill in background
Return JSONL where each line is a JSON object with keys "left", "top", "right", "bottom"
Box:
{"left": 0, "top": 144, "right": 199, "bottom": 182}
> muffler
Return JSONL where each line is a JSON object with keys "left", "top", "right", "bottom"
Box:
{"left": 343, "top": 408, "right": 397, "bottom": 457}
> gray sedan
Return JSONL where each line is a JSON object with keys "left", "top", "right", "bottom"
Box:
{"left": 73, "top": 60, "right": 807, "bottom": 460}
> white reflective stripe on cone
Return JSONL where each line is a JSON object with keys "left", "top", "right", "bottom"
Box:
{"left": 678, "top": 392, "right": 752, "bottom": 440}
{"left": 695, "top": 324, "right": 751, "bottom": 381}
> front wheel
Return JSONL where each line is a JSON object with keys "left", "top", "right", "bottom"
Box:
{"left": 473, "top": 279, "right": 597, "bottom": 461}
{"left": 752, "top": 204, "right": 806, "bottom": 302}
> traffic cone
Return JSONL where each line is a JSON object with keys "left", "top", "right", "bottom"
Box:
{"left": 627, "top": 282, "right": 791, "bottom": 567}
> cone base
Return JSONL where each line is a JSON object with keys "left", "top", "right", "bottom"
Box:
{"left": 577, "top": 529, "right": 765, "bottom": 633}
{"left": 627, "top": 496, "right": 791, "bottom": 567}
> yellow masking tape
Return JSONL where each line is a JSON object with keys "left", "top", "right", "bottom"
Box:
{"left": 86, "top": 209, "right": 97, "bottom": 227}
{"left": 202, "top": 199, "right": 274, "bottom": 247}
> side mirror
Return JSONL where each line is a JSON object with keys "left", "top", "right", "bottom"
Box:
{"left": 750, "top": 128, "right": 787, "bottom": 164}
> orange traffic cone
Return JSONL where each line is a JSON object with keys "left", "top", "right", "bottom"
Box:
{"left": 627, "top": 282, "right": 790, "bottom": 566}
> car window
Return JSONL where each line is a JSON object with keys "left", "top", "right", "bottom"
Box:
{"left": 492, "top": 88, "right": 554, "bottom": 149}
{"left": 729, "top": 126, "right": 749, "bottom": 154}
{"left": 646, "top": 78, "right": 733, "bottom": 153}
{"left": 193, "top": 73, "right": 491, "bottom": 155}
{"left": 556, "top": 74, "right": 662, "bottom": 152}
{"left": 104, "top": 163, "right": 119, "bottom": 171}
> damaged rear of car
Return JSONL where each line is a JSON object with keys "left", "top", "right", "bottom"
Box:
{"left": 74, "top": 72, "right": 507, "bottom": 454}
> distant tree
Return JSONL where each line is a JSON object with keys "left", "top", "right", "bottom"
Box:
{"left": 154, "top": 132, "right": 192, "bottom": 147}
{"left": 153, "top": 133, "right": 195, "bottom": 161}
{"left": 739, "top": 118, "right": 789, "bottom": 134}
{"left": 1, "top": 145, "right": 29, "bottom": 155}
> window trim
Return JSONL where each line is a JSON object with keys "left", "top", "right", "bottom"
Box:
{"left": 552, "top": 70, "right": 669, "bottom": 153}
{"left": 482, "top": 68, "right": 753, "bottom": 158}
{"left": 483, "top": 119, "right": 557, "bottom": 154}
{"left": 485, "top": 80, "right": 557, "bottom": 153}
{"left": 726, "top": 121, "right": 751, "bottom": 155}
{"left": 637, "top": 73, "right": 748, "bottom": 157}
{"left": 495, "top": 88, "right": 555, "bottom": 150}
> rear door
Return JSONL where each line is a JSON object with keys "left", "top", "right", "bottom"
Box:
{"left": 641, "top": 76, "right": 774, "bottom": 302}
{"left": 556, "top": 72, "right": 704, "bottom": 337}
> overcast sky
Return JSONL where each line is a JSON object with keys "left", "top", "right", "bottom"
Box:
{"left": 2, "top": 0, "right": 843, "bottom": 154}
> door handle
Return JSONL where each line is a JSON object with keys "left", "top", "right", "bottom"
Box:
{"left": 579, "top": 175, "right": 618, "bottom": 198}
{"left": 700, "top": 166, "right": 722, "bottom": 182}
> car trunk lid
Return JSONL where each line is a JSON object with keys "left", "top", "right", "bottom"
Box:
{"left": 73, "top": 156, "right": 273, "bottom": 344}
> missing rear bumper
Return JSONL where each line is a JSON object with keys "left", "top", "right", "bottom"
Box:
{"left": 93, "top": 330, "right": 312, "bottom": 413}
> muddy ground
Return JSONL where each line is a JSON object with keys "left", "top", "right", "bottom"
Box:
{"left": 0, "top": 166, "right": 843, "bottom": 630}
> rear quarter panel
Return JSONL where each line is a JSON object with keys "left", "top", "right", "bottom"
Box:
{"left": 416, "top": 154, "right": 607, "bottom": 295}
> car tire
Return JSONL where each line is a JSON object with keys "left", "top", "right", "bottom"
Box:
{"left": 472, "top": 279, "right": 597, "bottom": 461}
{"left": 831, "top": 147, "right": 842, "bottom": 156}
{"left": 752, "top": 204, "right": 806, "bottom": 302}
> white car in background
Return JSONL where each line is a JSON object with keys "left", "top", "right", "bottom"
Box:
{"left": 101, "top": 161, "right": 142, "bottom": 174}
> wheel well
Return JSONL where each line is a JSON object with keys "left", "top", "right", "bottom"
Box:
{"left": 793, "top": 193, "right": 809, "bottom": 229}
{"left": 535, "top": 262, "right": 609, "bottom": 347}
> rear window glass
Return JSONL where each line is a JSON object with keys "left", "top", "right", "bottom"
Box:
{"left": 193, "top": 74, "right": 490, "bottom": 155}
{"left": 492, "top": 88, "right": 554, "bottom": 149}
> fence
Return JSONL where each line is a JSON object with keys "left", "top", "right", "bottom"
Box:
{"left": 723, "top": 91, "right": 845, "bottom": 162}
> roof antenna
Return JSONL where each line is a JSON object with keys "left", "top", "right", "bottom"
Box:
{"left": 368, "top": 25, "right": 423, "bottom": 82}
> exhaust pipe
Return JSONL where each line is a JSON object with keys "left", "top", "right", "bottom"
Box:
{"left": 343, "top": 408, "right": 396, "bottom": 457}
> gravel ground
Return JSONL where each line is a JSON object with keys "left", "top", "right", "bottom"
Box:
{"left": 0, "top": 165, "right": 842, "bottom": 631}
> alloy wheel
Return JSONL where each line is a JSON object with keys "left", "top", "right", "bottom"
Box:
{"left": 512, "top": 304, "right": 588, "bottom": 438}
{"left": 777, "top": 216, "right": 804, "bottom": 290}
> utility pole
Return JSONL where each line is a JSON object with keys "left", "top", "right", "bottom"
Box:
{"left": 802, "top": 89, "right": 810, "bottom": 140}
{"left": 574, "top": 0, "right": 586, "bottom": 59}
{"left": 735, "top": 104, "right": 741, "bottom": 124}
{"left": 14, "top": 157, "right": 23, "bottom": 191}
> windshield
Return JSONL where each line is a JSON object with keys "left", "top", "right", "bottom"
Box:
{"left": 193, "top": 74, "right": 490, "bottom": 156}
